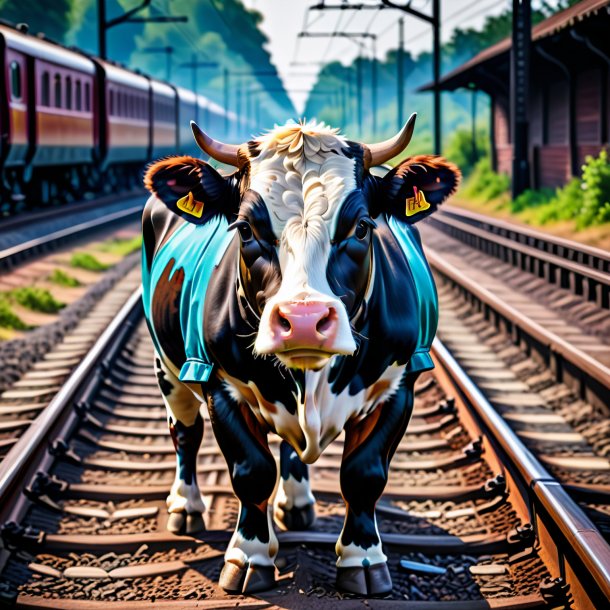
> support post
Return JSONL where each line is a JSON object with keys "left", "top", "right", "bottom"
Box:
{"left": 397, "top": 17, "right": 404, "bottom": 130}
{"left": 356, "top": 53, "right": 363, "bottom": 136}
{"left": 471, "top": 89, "right": 478, "bottom": 165}
{"left": 432, "top": 0, "right": 441, "bottom": 154}
{"left": 165, "top": 47, "right": 172, "bottom": 81}
{"left": 224, "top": 68, "right": 230, "bottom": 138}
{"left": 372, "top": 37, "right": 378, "bottom": 137}
{"left": 98, "top": 0, "right": 107, "bottom": 59}
{"left": 511, "top": 0, "right": 531, "bottom": 197}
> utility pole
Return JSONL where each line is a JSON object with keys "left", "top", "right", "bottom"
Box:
{"left": 224, "top": 69, "right": 230, "bottom": 138}
{"left": 341, "top": 83, "right": 348, "bottom": 129}
{"left": 310, "top": 1, "right": 441, "bottom": 152}
{"left": 180, "top": 55, "right": 218, "bottom": 96}
{"left": 511, "top": 0, "right": 531, "bottom": 197}
{"left": 397, "top": 17, "right": 404, "bottom": 130}
{"left": 179, "top": 56, "right": 218, "bottom": 125}
{"left": 97, "top": 0, "right": 187, "bottom": 60}
{"left": 356, "top": 53, "right": 363, "bottom": 135}
{"left": 470, "top": 87, "right": 478, "bottom": 166}
{"left": 140, "top": 46, "right": 173, "bottom": 81}
{"left": 371, "top": 37, "right": 378, "bottom": 137}
{"left": 298, "top": 32, "right": 376, "bottom": 138}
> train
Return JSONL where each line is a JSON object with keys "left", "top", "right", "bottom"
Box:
{"left": 0, "top": 21, "right": 244, "bottom": 214}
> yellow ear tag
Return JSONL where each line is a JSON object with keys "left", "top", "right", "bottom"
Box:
{"left": 405, "top": 186, "right": 430, "bottom": 217}
{"left": 176, "top": 191, "right": 204, "bottom": 219}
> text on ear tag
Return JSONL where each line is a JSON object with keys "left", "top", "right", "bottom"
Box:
{"left": 176, "top": 191, "right": 204, "bottom": 218}
{"left": 405, "top": 186, "right": 430, "bottom": 217}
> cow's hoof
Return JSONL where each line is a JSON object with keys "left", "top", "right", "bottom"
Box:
{"left": 275, "top": 503, "right": 315, "bottom": 531}
{"left": 219, "top": 561, "right": 276, "bottom": 594}
{"left": 166, "top": 512, "right": 205, "bottom": 534}
{"left": 336, "top": 563, "right": 392, "bottom": 597}
{"left": 166, "top": 512, "right": 185, "bottom": 534}
{"left": 186, "top": 512, "right": 206, "bottom": 534}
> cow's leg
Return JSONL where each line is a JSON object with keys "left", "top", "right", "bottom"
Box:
{"left": 207, "top": 385, "right": 278, "bottom": 594}
{"left": 336, "top": 372, "right": 418, "bottom": 597}
{"left": 274, "top": 440, "right": 316, "bottom": 530}
{"left": 154, "top": 356, "right": 206, "bottom": 534}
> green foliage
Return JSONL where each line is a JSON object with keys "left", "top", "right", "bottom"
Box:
{"left": 523, "top": 151, "right": 610, "bottom": 229}
{"left": 70, "top": 252, "right": 110, "bottom": 272}
{"left": 463, "top": 158, "right": 509, "bottom": 201}
{"left": 511, "top": 188, "right": 554, "bottom": 213}
{"left": 0, "top": 296, "right": 28, "bottom": 330}
{"left": 11, "top": 287, "right": 64, "bottom": 314}
{"left": 444, "top": 127, "right": 490, "bottom": 176}
{"left": 0, "top": 0, "right": 73, "bottom": 41}
{"left": 49, "top": 269, "right": 81, "bottom": 287}
{"left": 580, "top": 149, "right": 610, "bottom": 227}
{"left": 98, "top": 236, "right": 142, "bottom": 257}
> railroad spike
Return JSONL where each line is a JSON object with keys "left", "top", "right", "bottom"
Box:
{"left": 0, "top": 522, "right": 45, "bottom": 552}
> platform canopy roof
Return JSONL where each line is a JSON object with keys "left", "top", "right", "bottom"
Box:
{"left": 419, "top": 0, "right": 610, "bottom": 92}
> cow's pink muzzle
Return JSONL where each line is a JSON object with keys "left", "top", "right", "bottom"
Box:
{"left": 266, "top": 301, "right": 342, "bottom": 367}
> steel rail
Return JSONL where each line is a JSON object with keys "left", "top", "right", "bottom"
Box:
{"left": 427, "top": 250, "right": 610, "bottom": 409}
{"left": 0, "top": 287, "right": 143, "bottom": 513}
{"left": 431, "top": 337, "right": 610, "bottom": 603}
{"left": 427, "top": 213, "right": 610, "bottom": 306}
{"left": 0, "top": 204, "right": 143, "bottom": 271}
{"left": 439, "top": 204, "right": 610, "bottom": 273}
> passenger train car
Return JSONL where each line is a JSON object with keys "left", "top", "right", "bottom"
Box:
{"left": 0, "top": 21, "right": 240, "bottom": 213}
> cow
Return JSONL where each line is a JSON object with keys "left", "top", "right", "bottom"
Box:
{"left": 141, "top": 115, "right": 460, "bottom": 597}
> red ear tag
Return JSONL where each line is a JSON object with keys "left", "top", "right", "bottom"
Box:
{"left": 405, "top": 186, "right": 430, "bottom": 217}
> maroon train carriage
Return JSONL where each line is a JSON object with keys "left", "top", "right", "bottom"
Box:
{"left": 0, "top": 21, "right": 239, "bottom": 213}
{"left": 150, "top": 79, "right": 177, "bottom": 161}
{"left": 95, "top": 60, "right": 150, "bottom": 191}
{"left": 0, "top": 23, "right": 96, "bottom": 210}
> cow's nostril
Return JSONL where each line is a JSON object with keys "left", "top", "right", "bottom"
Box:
{"left": 316, "top": 308, "right": 333, "bottom": 334}
{"left": 277, "top": 311, "right": 292, "bottom": 331}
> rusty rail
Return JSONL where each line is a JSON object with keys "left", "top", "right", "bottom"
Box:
{"left": 432, "top": 338, "right": 610, "bottom": 605}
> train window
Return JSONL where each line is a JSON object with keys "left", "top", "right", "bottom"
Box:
{"left": 41, "top": 72, "right": 50, "bottom": 106}
{"left": 10, "top": 61, "right": 21, "bottom": 100}
{"left": 75, "top": 80, "right": 82, "bottom": 111}
{"left": 84, "top": 82, "right": 91, "bottom": 112}
{"left": 54, "top": 73, "right": 61, "bottom": 108}
{"left": 65, "top": 76, "right": 72, "bottom": 110}
{"left": 109, "top": 90, "right": 114, "bottom": 115}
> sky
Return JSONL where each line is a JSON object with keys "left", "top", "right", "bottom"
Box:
{"left": 241, "top": 0, "right": 515, "bottom": 113}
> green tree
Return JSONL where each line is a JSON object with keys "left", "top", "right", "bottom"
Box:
{"left": 0, "top": 0, "right": 74, "bottom": 41}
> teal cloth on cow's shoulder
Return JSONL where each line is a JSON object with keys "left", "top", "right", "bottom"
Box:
{"left": 387, "top": 216, "right": 438, "bottom": 374}
{"left": 142, "top": 215, "right": 234, "bottom": 383}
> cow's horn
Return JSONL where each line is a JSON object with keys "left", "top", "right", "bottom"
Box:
{"left": 366, "top": 113, "right": 417, "bottom": 167}
{"left": 191, "top": 121, "right": 240, "bottom": 166}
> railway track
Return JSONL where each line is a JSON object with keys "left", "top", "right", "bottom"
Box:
{"left": 0, "top": 191, "right": 144, "bottom": 272}
{"left": 419, "top": 210, "right": 610, "bottom": 412}
{"left": 0, "top": 189, "right": 146, "bottom": 467}
{"left": 0, "top": 298, "right": 607, "bottom": 608}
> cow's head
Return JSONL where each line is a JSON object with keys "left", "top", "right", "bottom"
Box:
{"left": 145, "top": 117, "right": 460, "bottom": 371}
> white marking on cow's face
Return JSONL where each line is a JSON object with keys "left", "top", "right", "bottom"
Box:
{"left": 249, "top": 122, "right": 359, "bottom": 363}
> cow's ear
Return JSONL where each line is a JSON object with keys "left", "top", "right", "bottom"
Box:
{"left": 144, "top": 155, "right": 237, "bottom": 224}
{"left": 377, "top": 155, "right": 461, "bottom": 223}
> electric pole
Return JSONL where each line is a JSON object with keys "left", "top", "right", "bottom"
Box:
{"left": 97, "top": 0, "right": 187, "bottom": 60}
{"left": 310, "top": 1, "right": 441, "bottom": 152}
{"left": 511, "top": 0, "right": 531, "bottom": 197}
{"left": 140, "top": 46, "right": 173, "bottom": 81}
{"left": 397, "top": 17, "right": 404, "bottom": 130}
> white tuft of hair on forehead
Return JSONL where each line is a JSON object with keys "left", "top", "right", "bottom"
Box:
{"left": 248, "top": 120, "right": 358, "bottom": 240}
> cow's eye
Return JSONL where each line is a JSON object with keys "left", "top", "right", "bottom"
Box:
{"left": 355, "top": 219, "right": 372, "bottom": 240}
{"left": 238, "top": 223, "right": 253, "bottom": 241}
{"left": 229, "top": 220, "right": 254, "bottom": 242}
